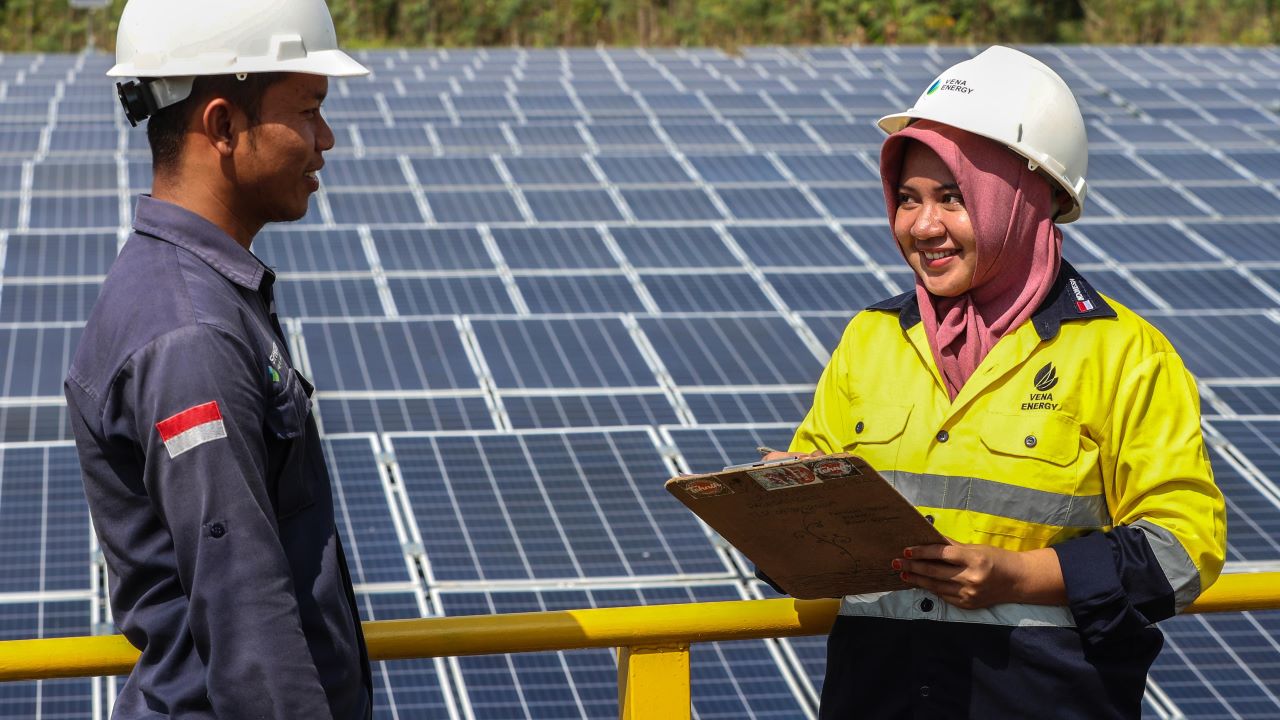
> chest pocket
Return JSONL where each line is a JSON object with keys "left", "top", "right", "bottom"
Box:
{"left": 841, "top": 403, "right": 912, "bottom": 469}
{"left": 265, "top": 368, "right": 315, "bottom": 519}
{"left": 978, "top": 411, "right": 1081, "bottom": 476}
{"left": 970, "top": 411, "right": 1086, "bottom": 545}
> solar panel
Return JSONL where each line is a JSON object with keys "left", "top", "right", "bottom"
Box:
{"left": 410, "top": 157, "right": 504, "bottom": 188}
{"left": 501, "top": 392, "right": 680, "bottom": 428}
{"left": 610, "top": 226, "right": 739, "bottom": 268}
{"left": 0, "top": 281, "right": 100, "bottom": 322}
{"left": 0, "top": 445, "right": 90, "bottom": 593}
{"left": 28, "top": 194, "right": 120, "bottom": 229}
{"left": 688, "top": 155, "right": 784, "bottom": 184}
{"left": 522, "top": 189, "right": 623, "bottom": 222}
{"left": 516, "top": 275, "right": 644, "bottom": 313}
{"left": 730, "top": 225, "right": 861, "bottom": 267}
{"left": 1147, "top": 313, "right": 1280, "bottom": 378}
{"left": 638, "top": 315, "right": 823, "bottom": 387}
{"left": 389, "top": 430, "right": 730, "bottom": 581}
{"left": 327, "top": 191, "right": 426, "bottom": 225}
{"left": 471, "top": 318, "right": 657, "bottom": 390}
{"left": 1131, "top": 269, "right": 1276, "bottom": 310}
{"left": 301, "top": 319, "right": 479, "bottom": 392}
{"left": 391, "top": 275, "right": 514, "bottom": 315}
{"left": 1, "top": 46, "right": 1279, "bottom": 720}
{"left": 373, "top": 227, "right": 495, "bottom": 271}
{"left": 0, "top": 599, "right": 93, "bottom": 719}
{"left": 253, "top": 228, "right": 369, "bottom": 273}
{"left": 0, "top": 325, "right": 83, "bottom": 397}
{"left": 619, "top": 187, "right": 725, "bottom": 221}
{"left": 491, "top": 227, "right": 616, "bottom": 269}
{"left": 640, "top": 272, "right": 774, "bottom": 312}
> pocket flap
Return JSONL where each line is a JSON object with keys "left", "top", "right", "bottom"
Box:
{"left": 979, "top": 411, "right": 1080, "bottom": 467}
{"left": 848, "top": 403, "right": 912, "bottom": 444}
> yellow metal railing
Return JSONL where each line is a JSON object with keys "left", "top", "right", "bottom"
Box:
{"left": 2, "top": 572, "right": 1278, "bottom": 718}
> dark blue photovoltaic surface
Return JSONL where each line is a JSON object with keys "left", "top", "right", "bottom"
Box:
{"left": 389, "top": 431, "right": 730, "bottom": 582}
{"left": 3, "top": 45, "right": 1280, "bottom": 719}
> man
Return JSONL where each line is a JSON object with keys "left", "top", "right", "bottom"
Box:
{"left": 64, "top": 0, "right": 373, "bottom": 717}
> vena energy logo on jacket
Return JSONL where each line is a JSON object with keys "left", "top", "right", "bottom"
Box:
{"left": 1023, "top": 363, "right": 1060, "bottom": 410}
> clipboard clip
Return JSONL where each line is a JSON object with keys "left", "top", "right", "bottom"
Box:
{"left": 721, "top": 456, "right": 800, "bottom": 472}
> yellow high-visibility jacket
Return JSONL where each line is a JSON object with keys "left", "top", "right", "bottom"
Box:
{"left": 790, "top": 264, "right": 1227, "bottom": 718}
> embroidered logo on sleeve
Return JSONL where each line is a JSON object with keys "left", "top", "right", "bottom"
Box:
{"left": 156, "top": 401, "right": 227, "bottom": 459}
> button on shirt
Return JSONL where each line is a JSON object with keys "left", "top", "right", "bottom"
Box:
{"left": 65, "top": 196, "right": 371, "bottom": 720}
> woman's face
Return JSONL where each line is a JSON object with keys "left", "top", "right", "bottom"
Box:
{"left": 894, "top": 143, "right": 978, "bottom": 297}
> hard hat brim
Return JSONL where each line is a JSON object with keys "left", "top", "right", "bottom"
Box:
{"left": 107, "top": 49, "right": 369, "bottom": 79}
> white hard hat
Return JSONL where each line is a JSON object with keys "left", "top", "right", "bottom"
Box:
{"left": 878, "top": 46, "right": 1089, "bottom": 223}
{"left": 109, "top": 0, "right": 368, "bottom": 125}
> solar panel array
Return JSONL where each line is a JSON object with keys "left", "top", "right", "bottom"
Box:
{"left": 1, "top": 44, "right": 1279, "bottom": 718}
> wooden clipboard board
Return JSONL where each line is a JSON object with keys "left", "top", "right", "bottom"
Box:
{"left": 666, "top": 453, "right": 945, "bottom": 599}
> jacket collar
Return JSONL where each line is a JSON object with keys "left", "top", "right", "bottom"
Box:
{"left": 131, "top": 195, "right": 273, "bottom": 292}
{"left": 866, "top": 261, "right": 1116, "bottom": 341}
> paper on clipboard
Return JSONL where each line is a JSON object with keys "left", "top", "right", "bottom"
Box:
{"left": 665, "top": 453, "right": 945, "bottom": 599}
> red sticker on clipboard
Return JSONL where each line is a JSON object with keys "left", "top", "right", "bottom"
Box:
{"left": 813, "top": 458, "right": 859, "bottom": 479}
{"left": 681, "top": 478, "right": 734, "bottom": 498}
{"left": 748, "top": 464, "right": 822, "bottom": 491}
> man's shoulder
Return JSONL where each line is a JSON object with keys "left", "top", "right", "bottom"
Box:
{"left": 71, "top": 234, "right": 255, "bottom": 399}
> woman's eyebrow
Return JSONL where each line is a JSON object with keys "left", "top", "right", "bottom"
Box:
{"left": 898, "top": 181, "right": 961, "bottom": 191}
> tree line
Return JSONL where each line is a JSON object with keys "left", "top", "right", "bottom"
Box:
{"left": 1, "top": 0, "right": 1276, "bottom": 53}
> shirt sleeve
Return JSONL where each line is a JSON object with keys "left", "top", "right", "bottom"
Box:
{"left": 122, "top": 323, "right": 333, "bottom": 719}
{"left": 1053, "top": 351, "right": 1227, "bottom": 643}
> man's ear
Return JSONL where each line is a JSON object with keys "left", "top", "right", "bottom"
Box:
{"left": 200, "top": 98, "right": 238, "bottom": 157}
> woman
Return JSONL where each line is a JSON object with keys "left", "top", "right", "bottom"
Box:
{"left": 772, "top": 47, "right": 1226, "bottom": 719}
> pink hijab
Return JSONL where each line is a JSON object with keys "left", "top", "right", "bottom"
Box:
{"left": 880, "top": 121, "right": 1063, "bottom": 400}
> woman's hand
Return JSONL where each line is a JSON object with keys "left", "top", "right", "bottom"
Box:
{"left": 894, "top": 542, "right": 1066, "bottom": 609}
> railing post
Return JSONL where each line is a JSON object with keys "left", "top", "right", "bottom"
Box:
{"left": 617, "top": 643, "right": 690, "bottom": 720}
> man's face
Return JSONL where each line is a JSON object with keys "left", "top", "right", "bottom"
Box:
{"left": 233, "top": 73, "right": 333, "bottom": 225}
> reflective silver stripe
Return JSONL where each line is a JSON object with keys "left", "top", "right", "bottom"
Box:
{"left": 163, "top": 420, "right": 227, "bottom": 459}
{"left": 885, "top": 470, "right": 1109, "bottom": 529}
{"left": 839, "top": 589, "right": 1076, "bottom": 627}
{"left": 1133, "top": 519, "right": 1201, "bottom": 612}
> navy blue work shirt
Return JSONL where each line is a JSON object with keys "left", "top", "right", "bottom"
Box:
{"left": 65, "top": 196, "right": 372, "bottom": 719}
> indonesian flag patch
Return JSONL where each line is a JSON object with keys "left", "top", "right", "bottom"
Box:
{"left": 156, "top": 401, "right": 227, "bottom": 459}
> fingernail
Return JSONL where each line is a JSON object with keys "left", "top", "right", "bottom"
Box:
{"left": 904, "top": 548, "right": 913, "bottom": 558}
{"left": 891, "top": 559, "right": 901, "bottom": 571}
{"left": 900, "top": 572, "right": 910, "bottom": 581}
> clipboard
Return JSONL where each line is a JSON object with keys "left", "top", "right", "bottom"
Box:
{"left": 665, "top": 453, "right": 945, "bottom": 599}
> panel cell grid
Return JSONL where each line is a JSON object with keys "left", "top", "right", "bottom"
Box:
{"left": 611, "top": 226, "right": 739, "bottom": 268}
{"left": 388, "top": 275, "right": 516, "bottom": 316}
{"left": 639, "top": 315, "right": 823, "bottom": 387}
{"left": 391, "top": 431, "right": 729, "bottom": 581}
{"left": 0, "top": 445, "right": 90, "bottom": 593}
{"left": 502, "top": 393, "right": 680, "bottom": 429}
{"left": 515, "top": 274, "right": 646, "bottom": 313}
{"left": 471, "top": 317, "right": 657, "bottom": 390}
{"left": 317, "top": 396, "right": 494, "bottom": 434}
{"left": 373, "top": 227, "right": 495, "bottom": 271}
{"left": 491, "top": 226, "right": 616, "bottom": 269}
{"left": 301, "top": 319, "right": 479, "bottom": 392}
{"left": 640, "top": 272, "right": 774, "bottom": 313}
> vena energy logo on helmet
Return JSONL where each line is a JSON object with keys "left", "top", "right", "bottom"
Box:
{"left": 929, "top": 78, "right": 975, "bottom": 95}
